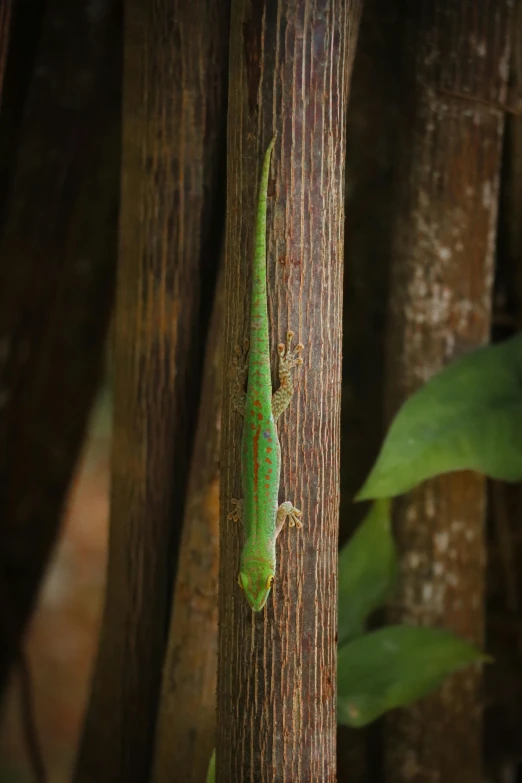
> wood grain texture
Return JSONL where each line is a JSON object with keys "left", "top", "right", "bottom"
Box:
{"left": 382, "top": 2, "right": 513, "bottom": 782}
{"left": 151, "top": 266, "right": 223, "bottom": 783}
{"left": 217, "top": 2, "right": 362, "bottom": 781}
{"left": 73, "top": 2, "right": 229, "bottom": 782}
{"left": 0, "top": 0, "right": 120, "bottom": 693}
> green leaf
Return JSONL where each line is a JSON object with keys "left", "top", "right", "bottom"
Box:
{"left": 337, "top": 625, "right": 489, "bottom": 727}
{"left": 357, "top": 334, "right": 522, "bottom": 499}
{"left": 338, "top": 499, "right": 397, "bottom": 644}
{"left": 206, "top": 749, "right": 215, "bottom": 783}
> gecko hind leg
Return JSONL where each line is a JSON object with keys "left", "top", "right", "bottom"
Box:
{"left": 228, "top": 498, "right": 244, "bottom": 524}
{"left": 276, "top": 500, "right": 302, "bottom": 535}
{"left": 231, "top": 339, "right": 249, "bottom": 415}
{"left": 271, "top": 331, "right": 304, "bottom": 420}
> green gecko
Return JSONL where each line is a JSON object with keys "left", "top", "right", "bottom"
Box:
{"left": 229, "top": 137, "right": 304, "bottom": 612}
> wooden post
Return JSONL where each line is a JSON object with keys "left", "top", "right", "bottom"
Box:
{"left": 217, "top": 2, "right": 363, "bottom": 780}
{"left": 73, "top": 2, "right": 229, "bottom": 781}
{"left": 382, "top": 2, "right": 513, "bottom": 781}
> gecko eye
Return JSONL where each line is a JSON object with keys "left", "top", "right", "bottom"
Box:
{"left": 265, "top": 575, "right": 274, "bottom": 589}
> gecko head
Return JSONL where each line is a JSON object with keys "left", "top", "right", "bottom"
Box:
{"left": 238, "top": 560, "right": 275, "bottom": 612}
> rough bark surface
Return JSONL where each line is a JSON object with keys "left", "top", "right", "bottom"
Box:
{"left": 151, "top": 267, "right": 223, "bottom": 783}
{"left": 217, "top": 2, "right": 362, "bottom": 781}
{"left": 73, "top": 2, "right": 229, "bottom": 782}
{"left": 0, "top": 0, "right": 120, "bottom": 693}
{"left": 383, "top": 3, "right": 513, "bottom": 782}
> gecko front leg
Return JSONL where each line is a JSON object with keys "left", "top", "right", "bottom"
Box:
{"left": 276, "top": 501, "right": 302, "bottom": 535}
{"left": 271, "top": 330, "right": 304, "bottom": 420}
{"left": 272, "top": 331, "right": 304, "bottom": 535}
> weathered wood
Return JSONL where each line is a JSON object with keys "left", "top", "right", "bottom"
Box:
{"left": 382, "top": 2, "right": 513, "bottom": 782}
{"left": 72, "top": 2, "right": 229, "bottom": 782}
{"left": 151, "top": 266, "right": 223, "bottom": 783}
{"left": 0, "top": 0, "right": 120, "bottom": 693}
{"left": 217, "top": 2, "right": 363, "bottom": 781}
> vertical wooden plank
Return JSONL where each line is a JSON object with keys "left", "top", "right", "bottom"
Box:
{"left": 383, "top": 2, "right": 513, "bottom": 782}
{"left": 484, "top": 4, "right": 522, "bottom": 780}
{"left": 0, "top": 0, "right": 120, "bottom": 693}
{"left": 151, "top": 267, "right": 223, "bottom": 783}
{"left": 217, "top": 1, "right": 363, "bottom": 781}
{"left": 0, "top": 0, "right": 12, "bottom": 101}
{"left": 73, "top": 2, "right": 229, "bottom": 781}
{"left": 339, "top": 2, "right": 404, "bottom": 777}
